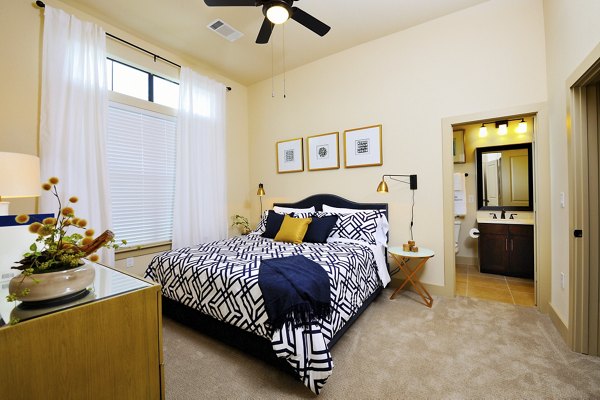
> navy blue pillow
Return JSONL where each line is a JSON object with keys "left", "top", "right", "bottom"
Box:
{"left": 261, "top": 211, "right": 286, "bottom": 239}
{"left": 303, "top": 215, "right": 338, "bottom": 243}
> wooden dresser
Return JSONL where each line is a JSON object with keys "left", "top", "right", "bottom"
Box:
{"left": 0, "top": 263, "right": 164, "bottom": 399}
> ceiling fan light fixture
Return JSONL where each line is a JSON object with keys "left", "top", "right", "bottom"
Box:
{"left": 265, "top": 3, "right": 291, "bottom": 24}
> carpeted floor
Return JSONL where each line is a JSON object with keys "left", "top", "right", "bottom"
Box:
{"left": 162, "top": 289, "right": 600, "bottom": 399}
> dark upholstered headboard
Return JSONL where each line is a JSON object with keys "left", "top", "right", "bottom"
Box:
{"left": 273, "top": 194, "right": 388, "bottom": 220}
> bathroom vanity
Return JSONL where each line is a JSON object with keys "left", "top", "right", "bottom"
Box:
{"left": 478, "top": 221, "right": 534, "bottom": 278}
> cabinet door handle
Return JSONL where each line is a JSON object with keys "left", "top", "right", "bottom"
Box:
{"left": 505, "top": 238, "right": 508, "bottom": 252}
{"left": 511, "top": 239, "right": 514, "bottom": 252}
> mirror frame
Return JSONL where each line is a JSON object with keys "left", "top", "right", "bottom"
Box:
{"left": 476, "top": 143, "right": 533, "bottom": 211}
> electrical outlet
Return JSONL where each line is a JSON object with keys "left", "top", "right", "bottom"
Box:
{"left": 561, "top": 272, "right": 565, "bottom": 289}
{"left": 126, "top": 257, "right": 134, "bottom": 268}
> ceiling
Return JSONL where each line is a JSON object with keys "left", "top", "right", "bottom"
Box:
{"left": 60, "top": 0, "right": 489, "bottom": 86}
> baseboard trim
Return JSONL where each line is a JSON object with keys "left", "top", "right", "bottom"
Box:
{"left": 456, "top": 256, "right": 477, "bottom": 266}
{"left": 548, "top": 302, "right": 570, "bottom": 346}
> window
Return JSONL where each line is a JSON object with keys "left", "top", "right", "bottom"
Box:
{"left": 106, "top": 103, "right": 177, "bottom": 247}
{"left": 106, "top": 58, "right": 179, "bottom": 108}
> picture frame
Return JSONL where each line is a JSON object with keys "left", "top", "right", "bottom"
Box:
{"left": 307, "top": 132, "right": 340, "bottom": 171}
{"left": 453, "top": 129, "right": 466, "bottom": 164}
{"left": 343, "top": 124, "right": 383, "bottom": 168}
{"left": 276, "top": 137, "right": 304, "bottom": 173}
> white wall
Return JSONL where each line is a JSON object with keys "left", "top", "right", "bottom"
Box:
{"left": 543, "top": 0, "right": 600, "bottom": 323}
{"left": 248, "top": 0, "right": 548, "bottom": 288}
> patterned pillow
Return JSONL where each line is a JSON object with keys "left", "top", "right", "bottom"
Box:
{"left": 322, "top": 210, "right": 387, "bottom": 245}
{"left": 252, "top": 210, "right": 269, "bottom": 234}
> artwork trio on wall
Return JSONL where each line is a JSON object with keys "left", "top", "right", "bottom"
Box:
{"left": 276, "top": 124, "right": 383, "bottom": 173}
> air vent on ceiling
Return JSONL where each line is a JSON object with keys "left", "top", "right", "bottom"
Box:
{"left": 207, "top": 19, "right": 244, "bottom": 42}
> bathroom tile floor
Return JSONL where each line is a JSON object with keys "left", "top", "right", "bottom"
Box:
{"left": 456, "top": 264, "right": 535, "bottom": 307}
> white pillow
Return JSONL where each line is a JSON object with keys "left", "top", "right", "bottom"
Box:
{"left": 322, "top": 204, "right": 377, "bottom": 214}
{"left": 273, "top": 206, "right": 316, "bottom": 214}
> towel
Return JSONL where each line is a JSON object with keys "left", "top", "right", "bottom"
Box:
{"left": 258, "top": 255, "right": 331, "bottom": 331}
{"left": 454, "top": 172, "right": 467, "bottom": 216}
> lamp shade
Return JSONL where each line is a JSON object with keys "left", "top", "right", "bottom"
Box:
{"left": 376, "top": 179, "right": 389, "bottom": 193}
{"left": 257, "top": 183, "right": 266, "bottom": 196}
{"left": 0, "top": 152, "right": 41, "bottom": 199}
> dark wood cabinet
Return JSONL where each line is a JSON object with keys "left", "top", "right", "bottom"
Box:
{"left": 478, "top": 223, "right": 534, "bottom": 278}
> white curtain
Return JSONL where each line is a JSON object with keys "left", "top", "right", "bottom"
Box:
{"left": 172, "top": 67, "right": 227, "bottom": 248}
{"left": 39, "top": 7, "right": 113, "bottom": 264}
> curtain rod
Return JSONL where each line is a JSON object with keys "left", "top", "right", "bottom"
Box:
{"left": 35, "top": 1, "right": 232, "bottom": 92}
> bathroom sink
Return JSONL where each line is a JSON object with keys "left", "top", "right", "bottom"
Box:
{"left": 477, "top": 217, "right": 534, "bottom": 225}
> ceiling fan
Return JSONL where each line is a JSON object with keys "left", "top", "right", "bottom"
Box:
{"left": 204, "top": 0, "right": 331, "bottom": 44}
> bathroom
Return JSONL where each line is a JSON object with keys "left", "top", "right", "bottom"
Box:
{"left": 452, "top": 115, "right": 535, "bottom": 306}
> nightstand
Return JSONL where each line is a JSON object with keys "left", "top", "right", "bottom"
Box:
{"left": 388, "top": 246, "right": 434, "bottom": 307}
{"left": 0, "top": 263, "right": 164, "bottom": 399}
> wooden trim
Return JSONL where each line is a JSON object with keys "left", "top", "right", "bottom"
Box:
{"left": 549, "top": 302, "right": 570, "bottom": 345}
{"left": 116, "top": 242, "right": 171, "bottom": 260}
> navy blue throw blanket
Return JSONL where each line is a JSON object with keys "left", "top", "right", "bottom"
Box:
{"left": 258, "top": 255, "right": 331, "bottom": 331}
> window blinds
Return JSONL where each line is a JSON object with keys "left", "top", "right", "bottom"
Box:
{"left": 106, "top": 102, "right": 176, "bottom": 247}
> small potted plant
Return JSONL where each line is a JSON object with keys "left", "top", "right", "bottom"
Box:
{"left": 231, "top": 214, "right": 251, "bottom": 235}
{"left": 6, "top": 177, "right": 125, "bottom": 321}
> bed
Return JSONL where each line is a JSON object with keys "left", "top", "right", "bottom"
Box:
{"left": 145, "top": 194, "right": 389, "bottom": 394}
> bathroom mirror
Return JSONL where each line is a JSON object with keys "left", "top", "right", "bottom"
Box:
{"left": 476, "top": 143, "right": 533, "bottom": 211}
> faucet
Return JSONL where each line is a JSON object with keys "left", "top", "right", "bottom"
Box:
{"left": 509, "top": 213, "right": 517, "bottom": 220}
{"left": 489, "top": 212, "right": 497, "bottom": 219}
{"left": 500, "top": 209, "right": 506, "bottom": 219}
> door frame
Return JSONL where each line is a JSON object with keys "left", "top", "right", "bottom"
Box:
{"left": 566, "top": 42, "right": 600, "bottom": 354}
{"left": 441, "top": 103, "right": 550, "bottom": 311}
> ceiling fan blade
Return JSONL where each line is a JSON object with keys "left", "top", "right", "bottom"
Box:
{"left": 256, "top": 18, "right": 274, "bottom": 44}
{"left": 204, "top": 0, "right": 257, "bottom": 6}
{"left": 290, "top": 7, "right": 331, "bottom": 37}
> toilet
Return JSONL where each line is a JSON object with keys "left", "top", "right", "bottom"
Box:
{"left": 454, "top": 220, "right": 462, "bottom": 254}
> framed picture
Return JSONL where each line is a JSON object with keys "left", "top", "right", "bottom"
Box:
{"left": 453, "top": 129, "right": 466, "bottom": 164}
{"left": 343, "top": 124, "right": 383, "bottom": 168}
{"left": 276, "top": 137, "right": 304, "bottom": 173}
{"left": 307, "top": 132, "right": 340, "bottom": 171}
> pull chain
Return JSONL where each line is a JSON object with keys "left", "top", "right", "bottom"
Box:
{"left": 282, "top": 23, "right": 286, "bottom": 99}
{"left": 271, "top": 28, "right": 275, "bottom": 98}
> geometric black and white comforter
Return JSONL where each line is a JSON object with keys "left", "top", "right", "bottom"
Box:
{"left": 145, "top": 233, "right": 381, "bottom": 394}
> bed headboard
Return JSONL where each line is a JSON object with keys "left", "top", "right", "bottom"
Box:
{"left": 273, "top": 194, "right": 388, "bottom": 219}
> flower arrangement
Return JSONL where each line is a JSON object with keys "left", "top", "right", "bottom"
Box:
{"left": 231, "top": 214, "right": 251, "bottom": 235}
{"left": 6, "top": 177, "right": 126, "bottom": 308}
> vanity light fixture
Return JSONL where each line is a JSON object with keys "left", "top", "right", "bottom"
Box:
{"left": 265, "top": 2, "right": 292, "bottom": 24}
{"left": 479, "top": 123, "right": 488, "bottom": 138}
{"left": 496, "top": 120, "right": 508, "bottom": 136}
{"left": 516, "top": 118, "right": 527, "bottom": 134}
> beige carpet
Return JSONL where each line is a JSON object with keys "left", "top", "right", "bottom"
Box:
{"left": 162, "top": 289, "right": 600, "bottom": 399}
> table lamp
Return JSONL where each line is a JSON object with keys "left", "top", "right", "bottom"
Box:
{"left": 376, "top": 174, "right": 418, "bottom": 240}
{"left": 0, "top": 152, "right": 41, "bottom": 215}
{"left": 257, "top": 183, "right": 266, "bottom": 216}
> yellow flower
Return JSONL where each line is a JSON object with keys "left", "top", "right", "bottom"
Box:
{"left": 71, "top": 217, "right": 80, "bottom": 225}
{"left": 15, "top": 214, "right": 30, "bottom": 224}
{"left": 42, "top": 217, "right": 57, "bottom": 225}
{"left": 88, "top": 254, "right": 100, "bottom": 263}
{"left": 77, "top": 219, "right": 88, "bottom": 228}
{"left": 49, "top": 177, "right": 59, "bottom": 185}
{"left": 81, "top": 237, "right": 93, "bottom": 246}
{"left": 62, "top": 207, "right": 74, "bottom": 217}
{"left": 37, "top": 225, "right": 53, "bottom": 236}
{"left": 42, "top": 183, "right": 52, "bottom": 191}
{"left": 84, "top": 229, "right": 95, "bottom": 237}
{"left": 69, "top": 196, "right": 78, "bottom": 203}
{"left": 28, "top": 222, "right": 42, "bottom": 234}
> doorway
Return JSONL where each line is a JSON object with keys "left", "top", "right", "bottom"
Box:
{"left": 441, "top": 103, "right": 551, "bottom": 313}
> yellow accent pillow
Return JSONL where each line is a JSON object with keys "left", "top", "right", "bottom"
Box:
{"left": 274, "top": 215, "right": 312, "bottom": 244}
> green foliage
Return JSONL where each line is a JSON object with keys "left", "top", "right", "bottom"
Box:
{"left": 231, "top": 214, "right": 251, "bottom": 235}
